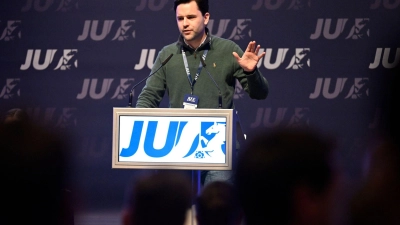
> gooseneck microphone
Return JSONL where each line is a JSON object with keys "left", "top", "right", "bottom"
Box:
{"left": 128, "top": 53, "right": 173, "bottom": 107}
{"left": 200, "top": 57, "right": 222, "bottom": 109}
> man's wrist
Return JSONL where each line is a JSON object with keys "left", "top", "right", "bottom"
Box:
{"left": 244, "top": 69, "right": 256, "bottom": 75}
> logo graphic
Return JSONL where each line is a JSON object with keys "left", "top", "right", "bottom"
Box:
{"left": 77, "top": 20, "right": 135, "bottom": 41}
{"left": 22, "top": 0, "right": 78, "bottom": 12}
{"left": 286, "top": 108, "right": 311, "bottom": 127}
{"left": 119, "top": 117, "right": 227, "bottom": 163}
{"left": 0, "top": 21, "right": 22, "bottom": 41}
{"left": 0, "top": 79, "right": 20, "bottom": 99}
{"left": 134, "top": 49, "right": 157, "bottom": 70}
{"left": 233, "top": 80, "right": 244, "bottom": 99}
{"left": 187, "top": 96, "right": 196, "bottom": 103}
{"left": 310, "top": 18, "right": 370, "bottom": 40}
{"left": 369, "top": 48, "right": 400, "bottom": 69}
{"left": 250, "top": 107, "right": 310, "bottom": 128}
{"left": 55, "top": 49, "right": 78, "bottom": 70}
{"left": 251, "top": 0, "right": 311, "bottom": 10}
{"left": 77, "top": 78, "right": 135, "bottom": 100}
{"left": 54, "top": 108, "right": 78, "bottom": 128}
{"left": 309, "top": 78, "right": 369, "bottom": 99}
{"left": 25, "top": 107, "right": 77, "bottom": 128}
{"left": 369, "top": 108, "right": 382, "bottom": 129}
{"left": 110, "top": 79, "right": 136, "bottom": 100}
{"left": 135, "top": 0, "right": 169, "bottom": 11}
{"left": 79, "top": 137, "right": 110, "bottom": 158}
{"left": 208, "top": 19, "right": 251, "bottom": 40}
{"left": 20, "top": 49, "right": 78, "bottom": 71}
{"left": 370, "top": 0, "right": 400, "bottom": 9}
{"left": 286, "top": 48, "right": 310, "bottom": 69}
{"left": 189, "top": 122, "right": 226, "bottom": 159}
{"left": 346, "top": 18, "right": 370, "bottom": 39}
{"left": 256, "top": 48, "right": 310, "bottom": 70}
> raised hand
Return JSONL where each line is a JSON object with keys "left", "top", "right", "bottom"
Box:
{"left": 232, "top": 41, "right": 266, "bottom": 72}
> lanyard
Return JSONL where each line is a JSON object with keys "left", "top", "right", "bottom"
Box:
{"left": 182, "top": 49, "right": 208, "bottom": 94}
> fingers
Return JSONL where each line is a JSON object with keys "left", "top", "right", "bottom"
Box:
{"left": 246, "top": 41, "right": 255, "bottom": 52}
{"left": 255, "top": 44, "right": 266, "bottom": 59}
{"left": 237, "top": 40, "right": 265, "bottom": 60}
{"left": 247, "top": 41, "right": 263, "bottom": 55}
{"left": 258, "top": 51, "right": 266, "bottom": 60}
{"left": 255, "top": 44, "right": 261, "bottom": 55}
{"left": 232, "top": 52, "right": 240, "bottom": 61}
{"left": 246, "top": 41, "right": 256, "bottom": 52}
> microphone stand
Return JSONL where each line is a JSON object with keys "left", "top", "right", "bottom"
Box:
{"left": 200, "top": 57, "right": 222, "bottom": 109}
{"left": 128, "top": 54, "right": 173, "bottom": 107}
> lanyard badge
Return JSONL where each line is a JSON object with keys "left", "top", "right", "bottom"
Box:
{"left": 183, "top": 94, "right": 199, "bottom": 109}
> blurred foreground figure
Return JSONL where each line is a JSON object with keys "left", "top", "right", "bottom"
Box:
{"left": 349, "top": 72, "right": 400, "bottom": 225}
{"left": 349, "top": 136, "right": 400, "bottom": 225}
{"left": 1, "top": 108, "right": 74, "bottom": 225}
{"left": 195, "top": 181, "right": 242, "bottom": 225}
{"left": 235, "top": 126, "right": 345, "bottom": 225}
{"left": 122, "top": 171, "right": 192, "bottom": 225}
{"left": 3, "top": 108, "right": 30, "bottom": 124}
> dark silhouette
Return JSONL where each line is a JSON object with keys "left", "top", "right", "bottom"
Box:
{"left": 349, "top": 69, "right": 400, "bottom": 225}
{"left": 349, "top": 136, "right": 400, "bottom": 225}
{"left": 122, "top": 171, "right": 193, "bottom": 225}
{"left": 235, "top": 126, "right": 344, "bottom": 225}
{"left": 1, "top": 108, "right": 74, "bottom": 225}
{"left": 195, "top": 181, "right": 242, "bottom": 225}
{"left": 3, "top": 107, "right": 30, "bottom": 124}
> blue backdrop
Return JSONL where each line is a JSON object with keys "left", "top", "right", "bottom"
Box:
{"left": 1, "top": 0, "right": 399, "bottom": 224}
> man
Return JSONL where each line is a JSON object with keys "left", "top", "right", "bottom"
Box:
{"left": 235, "top": 126, "right": 345, "bottom": 225}
{"left": 136, "top": 0, "right": 269, "bottom": 185}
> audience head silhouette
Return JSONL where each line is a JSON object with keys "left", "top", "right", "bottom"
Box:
{"left": 195, "top": 181, "right": 242, "bottom": 225}
{"left": 235, "top": 126, "right": 342, "bottom": 225}
{"left": 348, "top": 62, "right": 400, "bottom": 225}
{"left": 3, "top": 107, "right": 30, "bottom": 124}
{"left": 1, "top": 108, "right": 74, "bottom": 225}
{"left": 349, "top": 137, "right": 400, "bottom": 225}
{"left": 122, "top": 171, "right": 192, "bottom": 225}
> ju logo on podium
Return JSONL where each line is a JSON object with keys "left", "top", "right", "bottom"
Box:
{"left": 118, "top": 116, "right": 227, "bottom": 164}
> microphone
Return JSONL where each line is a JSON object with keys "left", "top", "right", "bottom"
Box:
{"left": 200, "top": 57, "right": 222, "bottom": 109}
{"left": 128, "top": 53, "right": 173, "bottom": 107}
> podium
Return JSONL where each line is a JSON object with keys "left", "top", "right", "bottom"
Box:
{"left": 112, "top": 107, "right": 244, "bottom": 224}
{"left": 112, "top": 107, "right": 243, "bottom": 171}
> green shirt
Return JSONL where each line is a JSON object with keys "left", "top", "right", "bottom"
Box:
{"left": 136, "top": 32, "right": 269, "bottom": 109}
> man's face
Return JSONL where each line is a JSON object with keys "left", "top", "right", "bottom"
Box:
{"left": 176, "top": 1, "right": 209, "bottom": 46}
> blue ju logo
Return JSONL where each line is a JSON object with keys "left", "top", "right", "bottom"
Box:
{"left": 119, "top": 121, "right": 226, "bottom": 159}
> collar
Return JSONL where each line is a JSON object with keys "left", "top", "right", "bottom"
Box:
{"left": 184, "top": 36, "right": 206, "bottom": 49}
{"left": 178, "top": 27, "right": 211, "bottom": 52}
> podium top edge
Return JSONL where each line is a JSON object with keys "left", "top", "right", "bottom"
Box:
{"left": 113, "top": 107, "right": 237, "bottom": 114}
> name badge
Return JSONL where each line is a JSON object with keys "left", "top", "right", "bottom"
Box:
{"left": 183, "top": 94, "right": 199, "bottom": 109}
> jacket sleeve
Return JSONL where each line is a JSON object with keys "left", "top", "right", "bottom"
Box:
{"left": 135, "top": 51, "right": 167, "bottom": 108}
{"left": 233, "top": 45, "right": 269, "bottom": 100}
{"left": 242, "top": 69, "right": 269, "bottom": 100}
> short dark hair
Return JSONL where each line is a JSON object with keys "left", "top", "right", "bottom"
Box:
{"left": 195, "top": 181, "right": 241, "bottom": 225}
{"left": 235, "top": 126, "right": 337, "bottom": 225}
{"left": 3, "top": 108, "right": 30, "bottom": 124}
{"left": 125, "top": 171, "right": 192, "bottom": 225}
{"left": 1, "top": 110, "right": 73, "bottom": 225}
{"left": 174, "top": 0, "right": 209, "bottom": 16}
